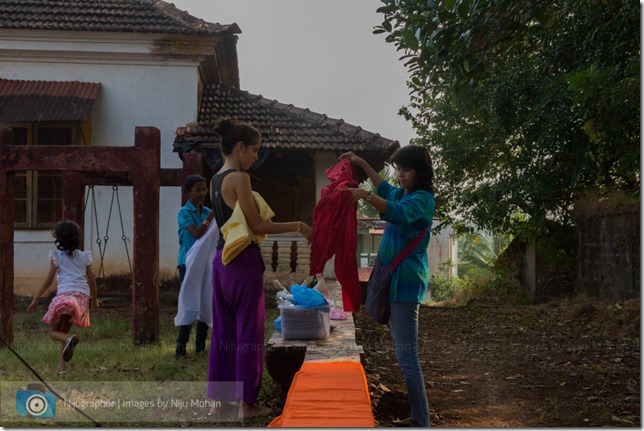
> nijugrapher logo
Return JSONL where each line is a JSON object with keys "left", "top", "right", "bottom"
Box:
{"left": 15, "top": 383, "right": 56, "bottom": 418}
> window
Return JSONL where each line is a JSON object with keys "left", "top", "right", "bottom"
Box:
{"left": 6, "top": 123, "right": 77, "bottom": 229}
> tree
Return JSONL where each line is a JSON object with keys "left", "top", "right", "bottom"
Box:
{"left": 375, "top": 0, "right": 640, "bottom": 238}
{"left": 357, "top": 167, "right": 397, "bottom": 218}
{"left": 458, "top": 232, "right": 511, "bottom": 277}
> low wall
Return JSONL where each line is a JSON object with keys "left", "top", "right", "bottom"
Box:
{"left": 574, "top": 197, "right": 640, "bottom": 300}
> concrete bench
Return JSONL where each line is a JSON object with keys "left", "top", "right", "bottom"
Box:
{"left": 265, "top": 280, "right": 364, "bottom": 393}
{"left": 265, "top": 280, "right": 374, "bottom": 427}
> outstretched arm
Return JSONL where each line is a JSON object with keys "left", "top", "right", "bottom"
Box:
{"left": 341, "top": 187, "right": 387, "bottom": 215}
{"left": 28, "top": 261, "right": 56, "bottom": 314}
{"left": 338, "top": 152, "right": 384, "bottom": 189}
{"left": 228, "top": 171, "right": 313, "bottom": 243}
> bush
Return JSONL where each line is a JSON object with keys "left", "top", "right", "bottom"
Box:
{"left": 426, "top": 275, "right": 456, "bottom": 303}
{"left": 426, "top": 269, "right": 527, "bottom": 306}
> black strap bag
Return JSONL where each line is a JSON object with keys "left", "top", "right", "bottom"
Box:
{"left": 365, "top": 227, "right": 429, "bottom": 324}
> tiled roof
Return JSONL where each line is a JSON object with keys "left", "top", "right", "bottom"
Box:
{"left": 174, "top": 84, "right": 401, "bottom": 154}
{"left": 0, "top": 0, "right": 240, "bottom": 35}
{"left": 0, "top": 78, "right": 101, "bottom": 122}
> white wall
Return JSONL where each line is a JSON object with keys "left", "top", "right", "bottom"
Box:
{"left": 428, "top": 224, "right": 455, "bottom": 277}
{"left": 2, "top": 31, "right": 208, "bottom": 294}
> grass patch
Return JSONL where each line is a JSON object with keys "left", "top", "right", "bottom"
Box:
{"left": 1, "top": 297, "right": 283, "bottom": 427}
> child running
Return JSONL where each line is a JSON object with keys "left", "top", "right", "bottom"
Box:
{"left": 28, "top": 220, "right": 99, "bottom": 375}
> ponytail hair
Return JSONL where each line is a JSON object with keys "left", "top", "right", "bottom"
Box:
{"left": 390, "top": 145, "right": 435, "bottom": 194}
{"left": 214, "top": 118, "right": 261, "bottom": 156}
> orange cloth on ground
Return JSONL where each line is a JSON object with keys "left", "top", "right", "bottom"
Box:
{"left": 268, "top": 361, "right": 374, "bottom": 428}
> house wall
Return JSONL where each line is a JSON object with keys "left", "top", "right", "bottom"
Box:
{"left": 428, "top": 225, "right": 455, "bottom": 277}
{"left": 357, "top": 222, "right": 455, "bottom": 277}
{"left": 1, "top": 30, "right": 214, "bottom": 295}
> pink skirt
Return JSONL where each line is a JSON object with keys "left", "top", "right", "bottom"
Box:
{"left": 42, "top": 291, "right": 91, "bottom": 327}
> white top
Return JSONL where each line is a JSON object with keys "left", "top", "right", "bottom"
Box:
{"left": 49, "top": 249, "right": 93, "bottom": 296}
{"left": 174, "top": 221, "right": 219, "bottom": 327}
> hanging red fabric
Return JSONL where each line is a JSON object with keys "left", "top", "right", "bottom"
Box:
{"left": 309, "top": 158, "right": 361, "bottom": 312}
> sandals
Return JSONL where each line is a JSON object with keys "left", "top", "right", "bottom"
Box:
{"left": 392, "top": 416, "right": 412, "bottom": 427}
{"left": 62, "top": 335, "right": 79, "bottom": 362}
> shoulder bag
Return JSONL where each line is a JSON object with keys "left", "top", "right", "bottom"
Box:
{"left": 365, "top": 226, "right": 429, "bottom": 324}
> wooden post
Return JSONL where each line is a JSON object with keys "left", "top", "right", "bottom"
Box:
{"left": 131, "top": 127, "right": 160, "bottom": 345}
{"left": 62, "top": 171, "right": 84, "bottom": 229}
{"left": 0, "top": 127, "right": 15, "bottom": 346}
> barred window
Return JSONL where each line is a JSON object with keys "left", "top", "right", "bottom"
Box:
{"left": 6, "top": 123, "right": 76, "bottom": 229}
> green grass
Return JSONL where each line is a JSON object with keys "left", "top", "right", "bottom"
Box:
{"left": 1, "top": 298, "right": 283, "bottom": 427}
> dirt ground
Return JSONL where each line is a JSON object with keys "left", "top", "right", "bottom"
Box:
{"left": 354, "top": 296, "right": 640, "bottom": 427}
{"left": 29, "top": 274, "right": 637, "bottom": 427}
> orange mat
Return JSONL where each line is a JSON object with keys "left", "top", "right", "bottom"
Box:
{"left": 268, "top": 361, "right": 375, "bottom": 428}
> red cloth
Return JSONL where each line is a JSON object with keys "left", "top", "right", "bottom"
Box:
{"left": 309, "top": 159, "right": 361, "bottom": 312}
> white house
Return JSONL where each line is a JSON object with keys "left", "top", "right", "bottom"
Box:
{"left": 0, "top": 0, "right": 400, "bottom": 295}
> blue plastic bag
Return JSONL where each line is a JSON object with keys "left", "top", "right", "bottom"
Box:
{"left": 290, "top": 284, "right": 327, "bottom": 308}
{"left": 273, "top": 316, "right": 282, "bottom": 331}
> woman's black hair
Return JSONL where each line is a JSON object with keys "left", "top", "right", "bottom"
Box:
{"left": 52, "top": 220, "right": 82, "bottom": 256}
{"left": 390, "top": 145, "right": 435, "bottom": 194}
{"left": 183, "top": 174, "right": 206, "bottom": 194}
{"left": 214, "top": 118, "right": 261, "bottom": 156}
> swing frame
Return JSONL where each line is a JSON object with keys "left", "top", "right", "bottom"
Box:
{"left": 0, "top": 126, "right": 203, "bottom": 346}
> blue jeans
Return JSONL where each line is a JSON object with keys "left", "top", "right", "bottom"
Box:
{"left": 389, "top": 301, "right": 430, "bottom": 427}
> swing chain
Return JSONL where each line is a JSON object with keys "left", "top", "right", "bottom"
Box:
{"left": 83, "top": 185, "right": 133, "bottom": 283}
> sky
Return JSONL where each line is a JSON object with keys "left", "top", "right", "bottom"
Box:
{"left": 170, "top": 0, "right": 415, "bottom": 146}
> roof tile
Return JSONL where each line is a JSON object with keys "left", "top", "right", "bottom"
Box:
{"left": 0, "top": 0, "right": 240, "bottom": 35}
{"left": 175, "top": 84, "right": 400, "bottom": 154}
{"left": 0, "top": 78, "right": 101, "bottom": 122}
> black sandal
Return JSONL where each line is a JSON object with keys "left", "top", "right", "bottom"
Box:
{"left": 62, "top": 335, "right": 79, "bottom": 362}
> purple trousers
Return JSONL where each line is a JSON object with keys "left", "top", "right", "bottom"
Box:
{"left": 207, "top": 246, "right": 265, "bottom": 404}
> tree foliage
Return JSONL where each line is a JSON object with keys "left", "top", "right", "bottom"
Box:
{"left": 357, "top": 167, "right": 397, "bottom": 218}
{"left": 376, "top": 0, "right": 640, "bottom": 238}
{"left": 458, "top": 232, "right": 511, "bottom": 276}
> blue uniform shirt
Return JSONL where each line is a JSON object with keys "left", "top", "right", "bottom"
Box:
{"left": 177, "top": 200, "right": 211, "bottom": 266}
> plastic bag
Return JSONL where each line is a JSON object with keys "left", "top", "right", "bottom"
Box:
{"left": 290, "top": 284, "right": 327, "bottom": 308}
{"left": 276, "top": 290, "right": 296, "bottom": 306}
{"left": 304, "top": 274, "right": 329, "bottom": 297}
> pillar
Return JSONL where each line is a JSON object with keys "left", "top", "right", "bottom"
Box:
{"left": 132, "top": 127, "right": 160, "bottom": 345}
{"left": 0, "top": 127, "right": 15, "bottom": 346}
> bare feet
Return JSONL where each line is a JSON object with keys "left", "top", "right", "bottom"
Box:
{"left": 239, "top": 401, "right": 271, "bottom": 419}
{"left": 208, "top": 401, "right": 235, "bottom": 416}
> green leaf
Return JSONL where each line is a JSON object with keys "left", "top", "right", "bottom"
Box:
{"left": 377, "top": 0, "right": 640, "bottom": 237}
{"left": 402, "top": 30, "right": 420, "bottom": 50}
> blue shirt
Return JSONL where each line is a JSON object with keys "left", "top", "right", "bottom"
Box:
{"left": 377, "top": 181, "right": 435, "bottom": 303}
{"left": 177, "top": 200, "right": 211, "bottom": 266}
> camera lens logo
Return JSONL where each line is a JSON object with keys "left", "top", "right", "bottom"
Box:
{"left": 15, "top": 383, "right": 56, "bottom": 418}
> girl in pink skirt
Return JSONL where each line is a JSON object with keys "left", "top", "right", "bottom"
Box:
{"left": 28, "top": 220, "right": 99, "bottom": 375}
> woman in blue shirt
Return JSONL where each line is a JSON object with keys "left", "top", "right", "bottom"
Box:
{"left": 340, "top": 145, "right": 435, "bottom": 427}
